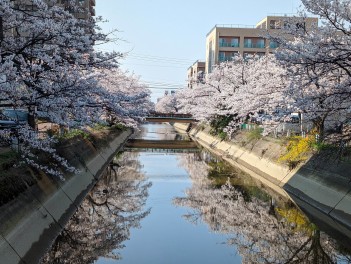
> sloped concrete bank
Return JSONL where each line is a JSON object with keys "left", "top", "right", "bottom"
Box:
{"left": 174, "top": 123, "right": 351, "bottom": 243}
{"left": 0, "top": 129, "right": 132, "bottom": 264}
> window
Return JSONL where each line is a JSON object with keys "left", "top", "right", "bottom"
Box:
{"left": 218, "top": 52, "right": 225, "bottom": 61}
{"left": 219, "top": 38, "right": 227, "bottom": 47}
{"left": 244, "top": 38, "right": 265, "bottom": 48}
{"left": 269, "top": 20, "right": 281, "bottom": 29}
{"left": 269, "top": 41, "right": 279, "bottom": 49}
{"left": 219, "top": 37, "right": 239, "bottom": 47}
{"left": 218, "top": 52, "right": 237, "bottom": 62}
{"left": 231, "top": 38, "right": 239, "bottom": 47}
{"left": 244, "top": 38, "right": 252, "bottom": 48}
{"left": 256, "top": 39, "right": 265, "bottom": 48}
{"left": 296, "top": 22, "right": 306, "bottom": 31}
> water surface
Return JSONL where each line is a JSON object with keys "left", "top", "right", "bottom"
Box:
{"left": 42, "top": 123, "right": 351, "bottom": 264}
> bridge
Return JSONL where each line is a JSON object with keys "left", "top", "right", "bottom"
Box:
{"left": 145, "top": 113, "right": 196, "bottom": 123}
{"left": 125, "top": 139, "right": 198, "bottom": 151}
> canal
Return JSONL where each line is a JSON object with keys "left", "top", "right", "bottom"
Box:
{"left": 41, "top": 123, "right": 351, "bottom": 263}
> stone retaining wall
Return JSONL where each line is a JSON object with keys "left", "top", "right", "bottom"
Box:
{"left": 174, "top": 123, "right": 351, "bottom": 240}
{"left": 0, "top": 129, "right": 132, "bottom": 264}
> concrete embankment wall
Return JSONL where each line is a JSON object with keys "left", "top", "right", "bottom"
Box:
{"left": 0, "top": 129, "right": 132, "bottom": 264}
{"left": 175, "top": 123, "right": 351, "bottom": 239}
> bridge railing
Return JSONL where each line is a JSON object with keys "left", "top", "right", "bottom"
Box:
{"left": 147, "top": 112, "right": 193, "bottom": 119}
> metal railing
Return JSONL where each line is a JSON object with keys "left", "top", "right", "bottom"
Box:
{"left": 219, "top": 42, "right": 240, "bottom": 48}
{"left": 218, "top": 56, "right": 234, "bottom": 62}
{"left": 267, "top": 13, "right": 298, "bottom": 16}
{"left": 215, "top": 24, "right": 256, "bottom": 28}
{"left": 147, "top": 112, "right": 193, "bottom": 119}
{"left": 207, "top": 24, "right": 255, "bottom": 36}
{"left": 244, "top": 43, "right": 266, "bottom": 48}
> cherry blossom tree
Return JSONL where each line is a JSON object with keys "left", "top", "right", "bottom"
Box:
{"left": 270, "top": 0, "right": 351, "bottom": 138}
{"left": 177, "top": 57, "right": 250, "bottom": 122}
{"left": 155, "top": 93, "right": 178, "bottom": 113}
{"left": 177, "top": 55, "right": 290, "bottom": 136}
{"left": 0, "top": 0, "right": 152, "bottom": 176}
{"left": 95, "top": 69, "right": 153, "bottom": 127}
{"left": 177, "top": 1, "right": 351, "bottom": 140}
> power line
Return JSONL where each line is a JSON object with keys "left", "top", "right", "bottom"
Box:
{"left": 143, "top": 80, "right": 188, "bottom": 88}
{"left": 122, "top": 62, "right": 186, "bottom": 69}
{"left": 144, "top": 82, "right": 186, "bottom": 89}
{"left": 127, "top": 55, "right": 193, "bottom": 65}
{"left": 126, "top": 52, "right": 195, "bottom": 63}
{"left": 145, "top": 81, "right": 185, "bottom": 86}
{"left": 95, "top": 48, "right": 196, "bottom": 66}
{"left": 146, "top": 78, "right": 188, "bottom": 83}
{"left": 147, "top": 87, "right": 185, "bottom": 90}
{"left": 126, "top": 57, "right": 190, "bottom": 66}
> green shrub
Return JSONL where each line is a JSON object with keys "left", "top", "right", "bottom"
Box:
{"left": 0, "top": 150, "right": 18, "bottom": 171}
{"left": 111, "top": 123, "right": 128, "bottom": 131}
{"left": 218, "top": 131, "right": 227, "bottom": 141}
{"left": 209, "top": 115, "right": 235, "bottom": 139}
{"left": 93, "top": 123, "right": 109, "bottom": 130}
{"left": 60, "top": 129, "right": 91, "bottom": 141}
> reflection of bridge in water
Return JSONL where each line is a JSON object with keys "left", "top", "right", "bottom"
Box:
{"left": 125, "top": 139, "right": 199, "bottom": 152}
{"left": 125, "top": 139, "right": 198, "bottom": 152}
{"left": 125, "top": 148, "right": 199, "bottom": 153}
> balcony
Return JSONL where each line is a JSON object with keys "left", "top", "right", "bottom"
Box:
{"left": 219, "top": 38, "right": 240, "bottom": 48}
{"left": 244, "top": 43, "right": 265, "bottom": 48}
{"left": 218, "top": 56, "right": 234, "bottom": 62}
{"left": 219, "top": 42, "right": 240, "bottom": 48}
{"left": 244, "top": 39, "right": 265, "bottom": 49}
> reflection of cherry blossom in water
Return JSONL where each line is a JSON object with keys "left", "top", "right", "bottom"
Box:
{"left": 175, "top": 153, "right": 351, "bottom": 263}
{"left": 41, "top": 152, "right": 151, "bottom": 263}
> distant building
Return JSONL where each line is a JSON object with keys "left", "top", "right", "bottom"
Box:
{"left": 205, "top": 15, "right": 318, "bottom": 73}
{"left": 12, "top": 0, "right": 96, "bottom": 19}
{"left": 4, "top": 0, "right": 96, "bottom": 39}
{"left": 187, "top": 60, "right": 205, "bottom": 88}
{"left": 56, "top": 0, "right": 96, "bottom": 19}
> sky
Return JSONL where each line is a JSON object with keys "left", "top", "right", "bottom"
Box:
{"left": 95, "top": 0, "right": 303, "bottom": 102}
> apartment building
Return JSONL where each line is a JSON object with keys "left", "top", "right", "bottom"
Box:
{"left": 187, "top": 60, "right": 205, "bottom": 88}
{"left": 0, "top": 0, "right": 95, "bottom": 41}
{"left": 12, "top": 0, "right": 96, "bottom": 19}
{"left": 57, "top": 0, "right": 96, "bottom": 19}
{"left": 205, "top": 15, "right": 318, "bottom": 73}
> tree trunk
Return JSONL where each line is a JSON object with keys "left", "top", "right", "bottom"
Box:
{"left": 313, "top": 116, "right": 325, "bottom": 141}
{"left": 28, "top": 107, "right": 37, "bottom": 130}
